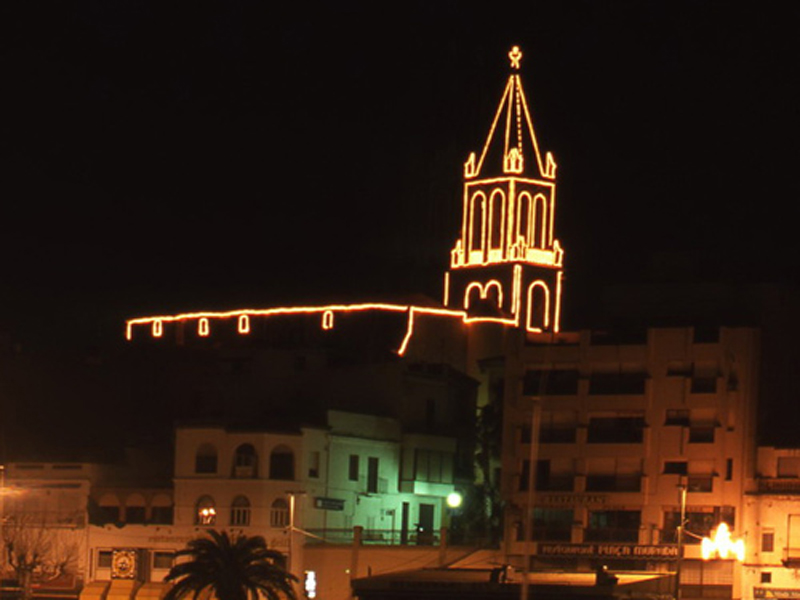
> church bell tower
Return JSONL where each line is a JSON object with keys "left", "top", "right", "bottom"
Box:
{"left": 444, "top": 46, "right": 565, "bottom": 333}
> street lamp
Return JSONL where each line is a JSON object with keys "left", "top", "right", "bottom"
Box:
{"left": 446, "top": 492, "right": 463, "bottom": 509}
{"left": 675, "top": 484, "right": 687, "bottom": 600}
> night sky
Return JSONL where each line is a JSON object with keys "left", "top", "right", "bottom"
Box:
{"left": 1, "top": 2, "right": 799, "bottom": 452}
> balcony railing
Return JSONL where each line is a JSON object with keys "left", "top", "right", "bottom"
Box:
{"left": 516, "top": 526, "right": 572, "bottom": 542}
{"left": 758, "top": 478, "right": 800, "bottom": 493}
{"left": 584, "top": 528, "right": 640, "bottom": 543}
{"left": 585, "top": 475, "right": 642, "bottom": 492}
{"left": 536, "top": 476, "right": 575, "bottom": 492}
{"left": 687, "top": 476, "right": 714, "bottom": 493}
{"left": 304, "top": 528, "right": 441, "bottom": 546}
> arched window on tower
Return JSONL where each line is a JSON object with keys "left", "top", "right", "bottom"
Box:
{"left": 269, "top": 445, "right": 295, "bottom": 481}
{"left": 489, "top": 190, "right": 505, "bottom": 253}
{"left": 527, "top": 282, "right": 550, "bottom": 332}
{"left": 532, "top": 194, "right": 548, "bottom": 248}
{"left": 230, "top": 495, "right": 251, "bottom": 526}
{"left": 233, "top": 444, "right": 258, "bottom": 478}
{"left": 518, "top": 192, "right": 532, "bottom": 248}
{"left": 485, "top": 281, "right": 502, "bottom": 311}
{"left": 470, "top": 192, "right": 486, "bottom": 255}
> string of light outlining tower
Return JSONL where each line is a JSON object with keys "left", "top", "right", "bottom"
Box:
{"left": 125, "top": 46, "right": 566, "bottom": 349}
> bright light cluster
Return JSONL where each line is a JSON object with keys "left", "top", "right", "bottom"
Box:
{"left": 126, "top": 304, "right": 466, "bottom": 356}
{"left": 701, "top": 522, "right": 745, "bottom": 561}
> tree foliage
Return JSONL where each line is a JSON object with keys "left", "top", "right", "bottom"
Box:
{"left": 2, "top": 515, "right": 79, "bottom": 600}
{"left": 164, "top": 530, "right": 296, "bottom": 600}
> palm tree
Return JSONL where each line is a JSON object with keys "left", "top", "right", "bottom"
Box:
{"left": 164, "top": 530, "right": 297, "bottom": 600}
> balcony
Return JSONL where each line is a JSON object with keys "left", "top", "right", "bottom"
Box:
{"left": 304, "top": 528, "right": 442, "bottom": 546}
{"left": 536, "top": 476, "right": 575, "bottom": 492}
{"left": 783, "top": 548, "right": 800, "bottom": 567}
{"left": 516, "top": 526, "right": 572, "bottom": 542}
{"left": 757, "top": 478, "right": 800, "bottom": 494}
{"left": 585, "top": 475, "right": 642, "bottom": 493}
{"left": 540, "top": 427, "right": 577, "bottom": 444}
{"left": 687, "top": 476, "right": 714, "bottom": 493}
{"left": 584, "top": 528, "right": 640, "bottom": 543}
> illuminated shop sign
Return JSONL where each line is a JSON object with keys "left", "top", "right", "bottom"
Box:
{"left": 537, "top": 543, "right": 679, "bottom": 560}
{"left": 314, "top": 497, "right": 345, "bottom": 511}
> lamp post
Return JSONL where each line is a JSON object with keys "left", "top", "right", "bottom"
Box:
{"left": 675, "top": 484, "right": 687, "bottom": 600}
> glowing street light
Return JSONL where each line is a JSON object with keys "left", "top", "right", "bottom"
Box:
{"left": 446, "top": 492, "right": 463, "bottom": 509}
{"left": 701, "top": 522, "right": 745, "bottom": 562}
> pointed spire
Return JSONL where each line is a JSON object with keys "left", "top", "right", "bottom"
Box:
{"left": 465, "top": 46, "right": 556, "bottom": 181}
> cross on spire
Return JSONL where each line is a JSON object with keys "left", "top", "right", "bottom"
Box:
{"left": 509, "top": 46, "right": 523, "bottom": 70}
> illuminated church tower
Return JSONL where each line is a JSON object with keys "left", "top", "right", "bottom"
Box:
{"left": 445, "top": 46, "right": 565, "bottom": 333}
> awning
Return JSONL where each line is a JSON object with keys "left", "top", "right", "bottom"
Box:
{"left": 79, "top": 582, "right": 110, "bottom": 600}
{"left": 106, "top": 580, "right": 138, "bottom": 600}
{"left": 134, "top": 583, "right": 169, "bottom": 600}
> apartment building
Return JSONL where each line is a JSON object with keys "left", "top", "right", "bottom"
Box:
{"left": 501, "top": 326, "right": 760, "bottom": 600}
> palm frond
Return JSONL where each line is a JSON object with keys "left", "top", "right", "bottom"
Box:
{"left": 164, "top": 530, "right": 296, "bottom": 600}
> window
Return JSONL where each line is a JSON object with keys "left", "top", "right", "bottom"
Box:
{"left": 587, "top": 416, "right": 645, "bottom": 444}
{"left": 687, "top": 476, "right": 714, "bottom": 492}
{"left": 195, "top": 496, "right": 216, "bottom": 526}
{"left": 539, "top": 410, "right": 578, "bottom": 443}
{"left": 308, "top": 451, "right": 320, "bottom": 478}
{"left": 520, "top": 425, "right": 532, "bottom": 444}
{"left": 586, "top": 510, "right": 641, "bottom": 543}
{"left": 528, "top": 508, "right": 573, "bottom": 542}
{"left": 348, "top": 455, "right": 359, "bottom": 481}
{"left": 270, "top": 499, "right": 289, "bottom": 528}
{"left": 523, "top": 370, "right": 579, "bottom": 396}
{"left": 691, "top": 377, "right": 717, "bottom": 394}
{"left": 367, "top": 457, "right": 379, "bottom": 494}
{"left": 664, "top": 461, "right": 688, "bottom": 475}
{"left": 125, "top": 506, "right": 146, "bottom": 524}
{"left": 689, "top": 427, "right": 715, "bottom": 443}
{"left": 269, "top": 446, "right": 294, "bottom": 480}
{"left": 97, "top": 551, "right": 113, "bottom": 568}
{"left": 230, "top": 495, "right": 251, "bottom": 526}
{"left": 761, "top": 572, "right": 772, "bottom": 584}
{"left": 95, "top": 501, "right": 120, "bottom": 525}
{"left": 233, "top": 444, "right": 258, "bottom": 478}
{"left": 414, "top": 450, "right": 454, "bottom": 484}
{"left": 589, "top": 372, "right": 646, "bottom": 395}
{"left": 153, "top": 552, "right": 174, "bottom": 570}
{"left": 665, "top": 409, "right": 690, "bottom": 426}
{"left": 585, "top": 458, "right": 641, "bottom": 492}
{"left": 535, "top": 459, "right": 574, "bottom": 492}
{"left": 150, "top": 494, "right": 173, "bottom": 525}
{"left": 762, "top": 531, "right": 775, "bottom": 553}
{"left": 125, "top": 494, "right": 146, "bottom": 524}
{"left": 195, "top": 444, "right": 218, "bottom": 474}
{"left": 726, "top": 459, "right": 733, "bottom": 481}
{"left": 150, "top": 505, "right": 173, "bottom": 525}
{"left": 778, "top": 457, "right": 800, "bottom": 478}
{"left": 662, "top": 507, "right": 735, "bottom": 544}
{"left": 519, "top": 459, "right": 530, "bottom": 492}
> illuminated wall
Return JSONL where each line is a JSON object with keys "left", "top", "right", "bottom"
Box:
{"left": 445, "top": 46, "right": 565, "bottom": 333}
